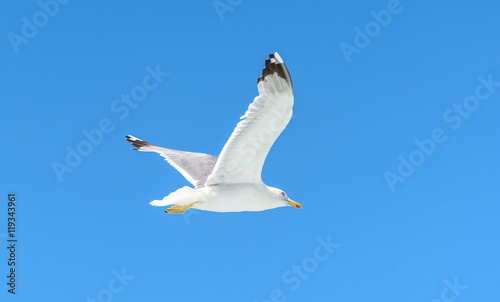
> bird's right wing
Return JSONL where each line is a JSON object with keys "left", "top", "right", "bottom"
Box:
{"left": 126, "top": 135, "right": 218, "bottom": 188}
{"left": 206, "top": 52, "right": 294, "bottom": 186}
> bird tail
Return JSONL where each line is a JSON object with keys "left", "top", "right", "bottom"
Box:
{"left": 150, "top": 186, "right": 199, "bottom": 207}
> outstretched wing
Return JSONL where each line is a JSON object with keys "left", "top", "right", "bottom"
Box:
{"left": 126, "top": 135, "right": 218, "bottom": 188}
{"left": 206, "top": 52, "right": 294, "bottom": 185}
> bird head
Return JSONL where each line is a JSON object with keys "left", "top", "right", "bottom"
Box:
{"left": 268, "top": 187, "right": 302, "bottom": 209}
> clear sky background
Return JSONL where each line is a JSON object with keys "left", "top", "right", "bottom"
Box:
{"left": 1, "top": 0, "right": 500, "bottom": 301}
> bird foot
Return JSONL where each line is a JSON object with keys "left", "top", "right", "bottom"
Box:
{"left": 166, "top": 202, "right": 198, "bottom": 214}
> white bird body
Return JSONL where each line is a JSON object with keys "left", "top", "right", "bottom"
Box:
{"left": 151, "top": 183, "right": 288, "bottom": 212}
{"left": 126, "top": 52, "right": 301, "bottom": 213}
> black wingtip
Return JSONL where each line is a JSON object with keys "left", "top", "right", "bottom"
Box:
{"left": 125, "top": 135, "right": 151, "bottom": 150}
{"left": 257, "top": 53, "right": 293, "bottom": 89}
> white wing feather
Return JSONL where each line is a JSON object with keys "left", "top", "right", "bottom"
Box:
{"left": 207, "top": 52, "right": 294, "bottom": 185}
{"left": 125, "top": 135, "right": 218, "bottom": 187}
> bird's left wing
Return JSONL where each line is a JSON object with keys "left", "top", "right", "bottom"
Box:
{"left": 126, "top": 135, "right": 218, "bottom": 188}
{"left": 206, "top": 52, "right": 294, "bottom": 185}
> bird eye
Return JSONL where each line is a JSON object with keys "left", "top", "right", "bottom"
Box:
{"left": 281, "top": 192, "right": 285, "bottom": 196}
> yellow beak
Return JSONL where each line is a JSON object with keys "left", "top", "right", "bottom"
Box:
{"left": 287, "top": 200, "right": 302, "bottom": 209}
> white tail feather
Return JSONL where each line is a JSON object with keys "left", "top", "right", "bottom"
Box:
{"left": 150, "top": 186, "right": 198, "bottom": 207}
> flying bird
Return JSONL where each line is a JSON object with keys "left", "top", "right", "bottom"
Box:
{"left": 126, "top": 52, "right": 301, "bottom": 214}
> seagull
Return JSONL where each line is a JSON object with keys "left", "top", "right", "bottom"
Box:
{"left": 126, "top": 52, "right": 301, "bottom": 213}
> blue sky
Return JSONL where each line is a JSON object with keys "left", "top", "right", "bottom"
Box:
{"left": 2, "top": 0, "right": 500, "bottom": 301}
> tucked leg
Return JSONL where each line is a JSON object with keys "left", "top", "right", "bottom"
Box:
{"left": 166, "top": 202, "right": 198, "bottom": 214}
